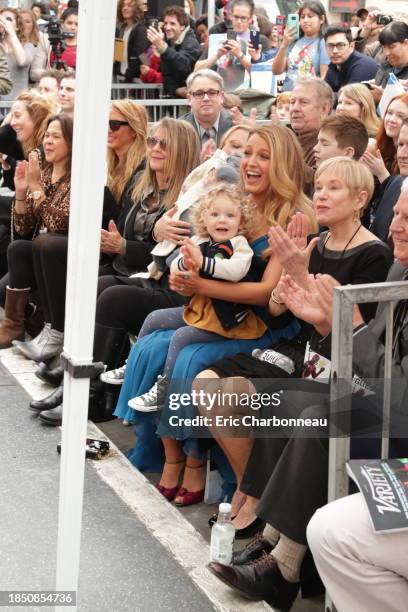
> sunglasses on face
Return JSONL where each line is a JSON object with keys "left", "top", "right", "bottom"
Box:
{"left": 146, "top": 136, "right": 167, "bottom": 151}
{"left": 109, "top": 119, "right": 130, "bottom": 132}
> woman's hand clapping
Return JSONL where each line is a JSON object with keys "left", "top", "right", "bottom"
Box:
{"left": 14, "top": 160, "right": 28, "bottom": 196}
{"left": 27, "top": 151, "right": 42, "bottom": 192}
{"left": 360, "top": 148, "right": 390, "bottom": 183}
{"left": 280, "top": 273, "right": 340, "bottom": 336}
{"left": 100, "top": 220, "right": 123, "bottom": 254}
{"left": 268, "top": 213, "right": 318, "bottom": 288}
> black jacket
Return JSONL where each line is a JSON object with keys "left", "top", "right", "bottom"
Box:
{"left": 160, "top": 27, "right": 201, "bottom": 97}
{"left": 114, "top": 22, "right": 149, "bottom": 82}
{"left": 375, "top": 60, "right": 408, "bottom": 89}
{"left": 325, "top": 50, "right": 378, "bottom": 92}
{"left": 370, "top": 175, "right": 405, "bottom": 242}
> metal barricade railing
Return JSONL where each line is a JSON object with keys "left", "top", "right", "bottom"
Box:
{"left": 329, "top": 280, "right": 408, "bottom": 502}
{"left": 138, "top": 99, "right": 190, "bottom": 121}
{"left": 0, "top": 101, "right": 13, "bottom": 117}
{"left": 326, "top": 280, "right": 408, "bottom": 612}
{"left": 110, "top": 83, "right": 163, "bottom": 100}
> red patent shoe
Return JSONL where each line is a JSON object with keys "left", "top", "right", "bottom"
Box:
{"left": 155, "top": 483, "right": 180, "bottom": 502}
{"left": 174, "top": 486, "right": 205, "bottom": 507}
{"left": 155, "top": 458, "right": 186, "bottom": 501}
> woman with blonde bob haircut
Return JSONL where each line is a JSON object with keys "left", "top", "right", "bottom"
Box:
{"left": 194, "top": 155, "right": 393, "bottom": 537}
{"left": 336, "top": 83, "right": 380, "bottom": 139}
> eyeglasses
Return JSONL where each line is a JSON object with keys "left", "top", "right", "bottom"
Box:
{"left": 109, "top": 120, "right": 130, "bottom": 132}
{"left": 189, "top": 89, "right": 221, "bottom": 99}
{"left": 147, "top": 136, "right": 167, "bottom": 151}
{"left": 231, "top": 15, "right": 249, "bottom": 22}
{"left": 326, "top": 42, "right": 349, "bottom": 50}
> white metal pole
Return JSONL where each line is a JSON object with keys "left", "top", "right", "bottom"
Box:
{"left": 55, "top": 1, "right": 117, "bottom": 610}
{"left": 208, "top": 0, "right": 215, "bottom": 29}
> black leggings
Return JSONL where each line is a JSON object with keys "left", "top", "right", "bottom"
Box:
{"left": 95, "top": 275, "right": 186, "bottom": 335}
{"left": 7, "top": 233, "right": 68, "bottom": 331}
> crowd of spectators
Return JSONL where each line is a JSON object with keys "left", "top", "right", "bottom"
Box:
{"left": 0, "top": 1, "right": 407, "bottom": 611}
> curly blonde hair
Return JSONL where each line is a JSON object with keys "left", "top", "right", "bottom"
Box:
{"left": 192, "top": 183, "right": 255, "bottom": 240}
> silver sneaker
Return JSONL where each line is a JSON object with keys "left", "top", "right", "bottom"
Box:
{"left": 100, "top": 361, "right": 126, "bottom": 385}
{"left": 128, "top": 375, "right": 169, "bottom": 412}
{"left": 12, "top": 323, "right": 51, "bottom": 359}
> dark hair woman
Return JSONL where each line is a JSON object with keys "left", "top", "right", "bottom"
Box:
{"left": 272, "top": 0, "right": 329, "bottom": 91}
{"left": 29, "top": 8, "right": 78, "bottom": 81}
{"left": 0, "top": 114, "right": 73, "bottom": 349}
{"left": 114, "top": 0, "right": 149, "bottom": 83}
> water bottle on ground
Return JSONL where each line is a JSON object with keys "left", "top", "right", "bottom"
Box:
{"left": 210, "top": 502, "right": 235, "bottom": 564}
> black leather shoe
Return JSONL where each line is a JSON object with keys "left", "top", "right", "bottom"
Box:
{"left": 39, "top": 404, "right": 63, "bottom": 426}
{"left": 35, "top": 363, "right": 64, "bottom": 388}
{"left": 235, "top": 517, "right": 265, "bottom": 540}
{"left": 209, "top": 553, "right": 299, "bottom": 611}
{"left": 233, "top": 535, "right": 273, "bottom": 565}
{"left": 29, "top": 384, "right": 63, "bottom": 412}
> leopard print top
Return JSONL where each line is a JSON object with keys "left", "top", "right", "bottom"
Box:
{"left": 13, "top": 165, "right": 71, "bottom": 238}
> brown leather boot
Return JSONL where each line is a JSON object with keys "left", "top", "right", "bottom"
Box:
{"left": 0, "top": 287, "right": 30, "bottom": 349}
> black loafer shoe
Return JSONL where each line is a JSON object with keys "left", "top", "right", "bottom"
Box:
{"left": 29, "top": 384, "right": 63, "bottom": 412}
{"left": 35, "top": 363, "right": 64, "bottom": 388}
{"left": 235, "top": 517, "right": 265, "bottom": 540}
{"left": 232, "top": 535, "right": 273, "bottom": 565}
{"left": 209, "top": 553, "right": 299, "bottom": 611}
{"left": 39, "top": 403, "right": 63, "bottom": 426}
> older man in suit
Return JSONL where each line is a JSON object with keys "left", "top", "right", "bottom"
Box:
{"left": 209, "top": 185, "right": 408, "bottom": 611}
{"left": 180, "top": 69, "right": 233, "bottom": 148}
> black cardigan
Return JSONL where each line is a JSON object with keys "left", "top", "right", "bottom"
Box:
{"left": 114, "top": 22, "right": 150, "bottom": 82}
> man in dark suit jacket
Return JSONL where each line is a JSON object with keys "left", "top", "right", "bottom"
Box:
{"left": 180, "top": 69, "right": 233, "bottom": 147}
{"left": 208, "top": 188, "right": 408, "bottom": 610}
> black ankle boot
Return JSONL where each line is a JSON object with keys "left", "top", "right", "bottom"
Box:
{"left": 88, "top": 324, "right": 129, "bottom": 423}
{"left": 35, "top": 363, "right": 64, "bottom": 387}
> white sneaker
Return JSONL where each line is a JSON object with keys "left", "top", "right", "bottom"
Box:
{"left": 100, "top": 362, "right": 126, "bottom": 385}
{"left": 128, "top": 375, "right": 168, "bottom": 412}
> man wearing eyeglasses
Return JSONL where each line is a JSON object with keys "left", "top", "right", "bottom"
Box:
{"left": 195, "top": 0, "right": 253, "bottom": 79}
{"left": 324, "top": 25, "right": 378, "bottom": 92}
{"left": 180, "top": 69, "right": 233, "bottom": 147}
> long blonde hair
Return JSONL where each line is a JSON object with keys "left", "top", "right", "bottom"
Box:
{"left": 338, "top": 84, "right": 381, "bottom": 138}
{"left": 107, "top": 100, "right": 148, "bottom": 201}
{"left": 13, "top": 90, "right": 55, "bottom": 157}
{"left": 245, "top": 125, "right": 317, "bottom": 232}
{"left": 19, "top": 10, "right": 40, "bottom": 45}
{"left": 132, "top": 118, "right": 201, "bottom": 209}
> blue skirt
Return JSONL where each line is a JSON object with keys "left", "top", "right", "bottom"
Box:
{"left": 115, "top": 320, "right": 301, "bottom": 470}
